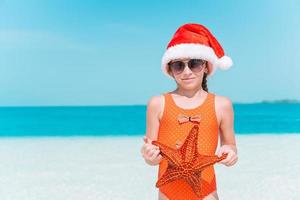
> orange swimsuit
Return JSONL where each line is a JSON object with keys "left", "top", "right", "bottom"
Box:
{"left": 157, "top": 92, "right": 219, "bottom": 200}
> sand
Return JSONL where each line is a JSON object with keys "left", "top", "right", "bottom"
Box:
{"left": 0, "top": 134, "right": 299, "bottom": 200}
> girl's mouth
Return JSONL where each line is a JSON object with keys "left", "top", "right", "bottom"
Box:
{"left": 182, "top": 78, "right": 195, "bottom": 81}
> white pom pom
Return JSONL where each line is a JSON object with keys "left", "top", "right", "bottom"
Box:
{"left": 216, "top": 56, "right": 233, "bottom": 70}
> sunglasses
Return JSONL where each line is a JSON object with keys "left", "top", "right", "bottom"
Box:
{"left": 168, "top": 59, "right": 207, "bottom": 75}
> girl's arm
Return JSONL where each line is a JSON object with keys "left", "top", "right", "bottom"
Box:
{"left": 140, "top": 95, "right": 163, "bottom": 166}
{"left": 145, "top": 96, "right": 162, "bottom": 141}
{"left": 217, "top": 96, "right": 238, "bottom": 166}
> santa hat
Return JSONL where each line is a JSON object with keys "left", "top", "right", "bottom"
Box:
{"left": 161, "top": 23, "right": 233, "bottom": 78}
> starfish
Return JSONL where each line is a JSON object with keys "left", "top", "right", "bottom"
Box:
{"left": 152, "top": 125, "right": 228, "bottom": 199}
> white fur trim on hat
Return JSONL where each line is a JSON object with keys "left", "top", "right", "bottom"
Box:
{"left": 161, "top": 43, "right": 232, "bottom": 78}
{"left": 216, "top": 56, "right": 233, "bottom": 70}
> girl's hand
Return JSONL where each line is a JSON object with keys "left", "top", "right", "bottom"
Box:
{"left": 216, "top": 145, "right": 238, "bottom": 167}
{"left": 140, "top": 136, "right": 163, "bottom": 166}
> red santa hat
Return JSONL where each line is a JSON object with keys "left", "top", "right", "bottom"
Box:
{"left": 161, "top": 23, "right": 233, "bottom": 78}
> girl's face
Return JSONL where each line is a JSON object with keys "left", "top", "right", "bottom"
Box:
{"left": 167, "top": 58, "right": 208, "bottom": 90}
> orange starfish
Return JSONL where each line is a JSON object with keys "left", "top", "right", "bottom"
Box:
{"left": 152, "top": 125, "right": 228, "bottom": 199}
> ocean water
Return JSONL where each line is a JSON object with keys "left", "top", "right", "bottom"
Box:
{"left": 0, "top": 103, "right": 299, "bottom": 137}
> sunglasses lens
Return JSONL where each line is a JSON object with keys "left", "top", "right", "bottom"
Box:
{"left": 169, "top": 61, "right": 185, "bottom": 74}
{"left": 188, "top": 59, "right": 206, "bottom": 72}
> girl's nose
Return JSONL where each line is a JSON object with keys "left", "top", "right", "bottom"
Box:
{"left": 182, "top": 65, "right": 193, "bottom": 75}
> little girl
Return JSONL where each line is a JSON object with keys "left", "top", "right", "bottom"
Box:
{"left": 140, "top": 23, "right": 238, "bottom": 200}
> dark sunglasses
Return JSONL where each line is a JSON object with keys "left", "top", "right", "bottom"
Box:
{"left": 168, "top": 59, "right": 206, "bottom": 75}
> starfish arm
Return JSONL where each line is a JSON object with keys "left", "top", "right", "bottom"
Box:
{"left": 193, "top": 154, "right": 227, "bottom": 171}
{"left": 156, "top": 167, "right": 182, "bottom": 188}
{"left": 185, "top": 173, "right": 203, "bottom": 198}
{"left": 179, "top": 125, "right": 199, "bottom": 162}
{"left": 152, "top": 141, "right": 182, "bottom": 166}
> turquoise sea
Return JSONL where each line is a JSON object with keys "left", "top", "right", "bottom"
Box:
{"left": 0, "top": 103, "right": 299, "bottom": 137}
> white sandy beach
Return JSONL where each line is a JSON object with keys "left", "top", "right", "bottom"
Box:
{"left": 0, "top": 134, "right": 299, "bottom": 200}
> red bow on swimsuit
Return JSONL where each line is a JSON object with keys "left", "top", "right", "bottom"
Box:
{"left": 177, "top": 114, "right": 201, "bottom": 124}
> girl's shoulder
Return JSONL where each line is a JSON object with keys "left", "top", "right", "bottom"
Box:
{"left": 214, "top": 94, "right": 233, "bottom": 105}
{"left": 214, "top": 94, "right": 234, "bottom": 113}
{"left": 146, "top": 93, "right": 165, "bottom": 107}
{"left": 212, "top": 94, "right": 234, "bottom": 126}
{"left": 146, "top": 93, "right": 166, "bottom": 121}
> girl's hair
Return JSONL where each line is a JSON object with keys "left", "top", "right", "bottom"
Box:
{"left": 202, "top": 71, "right": 208, "bottom": 92}
{"left": 202, "top": 61, "right": 209, "bottom": 92}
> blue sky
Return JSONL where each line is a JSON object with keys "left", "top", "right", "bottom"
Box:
{"left": 0, "top": 0, "right": 299, "bottom": 106}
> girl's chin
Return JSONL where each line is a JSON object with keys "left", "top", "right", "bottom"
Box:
{"left": 180, "top": 83, "right": 199, "bottom": 89}
{"left": 176, "top": 79, "right": 200, "bottom": 88}
{"left": 181, "top": 80, "right": 199, "bottom": 86}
